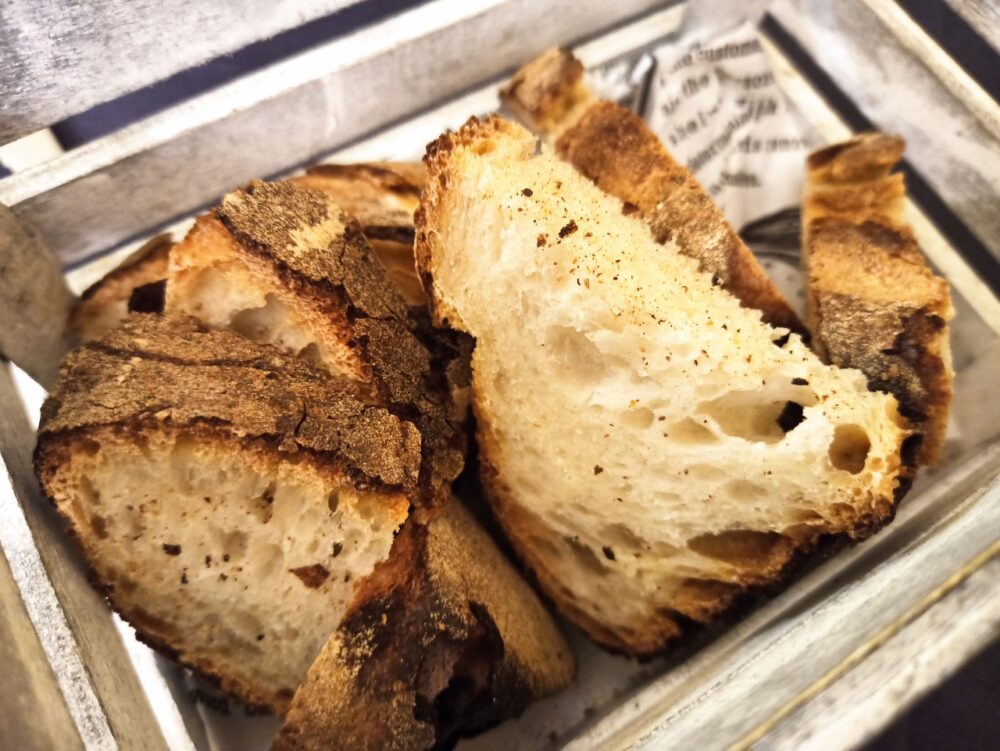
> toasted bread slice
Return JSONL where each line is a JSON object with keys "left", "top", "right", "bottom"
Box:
{"left": 501, "top": 48, "right": 804, "bottom": 335}
{"left": 35, "top": 316, "right": 416, "bottom": 712}
{"left": 804, "top": 134, "right": 953, "bottom": 465}
{"left": 68, "top": 234, "right": 172, "bottom": 341}
{"left": 292, "top": 163, "right": 426, "bottom": 306}
{"left": 274, "top": 496, "right": 574, "bottom": 751}
{"left": 416, "top": 116, "right": 908, "bottom": 653}
{"left": 166, "top": 180, "right": 464, "bottom": 501}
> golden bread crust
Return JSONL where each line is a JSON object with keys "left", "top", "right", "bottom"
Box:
{"left": 804, "top": 134, "right": 953, "bottom": 465}
{"left": 171, "top": 181, "right": 465, "bottom": 501}
{"left": 502, "top": 49, "right": 804, "bottom": 335}
{"left": 34, "top": 316, "right": 417, "bottom": 712}
{"left": 38, "top": 315, "right": 422, "bottom": 490}
{"left": 69, "top": 234, "right": 173, "bottom": 342}
{"left": 274, "top": 498, "right": 573, "bottom": 751}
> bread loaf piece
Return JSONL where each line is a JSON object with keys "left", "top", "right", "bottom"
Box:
{"left": 502, "top": 48, "right": 804, "bottom": 335}
{"left": 803, "top": 133, "right": 953, "bottom": 466}
{"left": 68, "top": 234, "right": 172, "bottom": 341}
{"left": 166, "top": 180, "right": 464, "bottom": 502}
{"left": 416, "top": 116, "right": 909, "bottom": 653}
{"left": 35, "top": 316, "right": 416, "bottom": 712}
{"left": 274, "top": 497, "right": 574, "bottom": 751}
{"left": 293, "top": 163, "right": 426, "bottom": 305}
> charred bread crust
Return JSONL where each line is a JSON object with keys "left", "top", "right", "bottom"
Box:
{"left": 36, "top": 316, "right": 422, "bottom": 490}
{"left": 69, "top": 234, "right": 173, "bottom": 341}
{"left": 292, "top": 163, "right": 422, "bottom": 242}
{"left": 203, "top": 181, "right": 465, "bottom": 500}
{"left": 274, "top": 498, "right": 574, "bottom": 751}
{"left": 34, "top": 316, "right": 417, "bottom": 712}
{"left": 556, "top": 102, "right": 804, "bottom": 334}
{"left": 804, "top": 134, "right": 953, "bottom": 465}
{"left": 807, "top": 133, "right": 905, "bottom": 182}
{"left": 290, "top": 164, "right": 426, "bottom": 305}
{"left": 501, "top": 50, "right": 804, "bottom": 335}
{"left": 499, "top": 47, "right": 592, "bottom": 134}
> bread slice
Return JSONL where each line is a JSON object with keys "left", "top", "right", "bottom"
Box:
{"left": 501, "top": 48, "right": 805, "bottom": 335}
{"left": 35, "top": 316, "right": 417, "bottom": 712}
{"left": 166, "top": 180, "right": 464, "bottom": 502}
{"left": 292, "top": 163, "right": 426, "bottom": 306}
{"left": 274, "top": 496, "right": 574, "bottom": 751}
{"left": 803, "top": 133, "right": 953, "bottom": 466}
{"left": 416, "top": 116, "right": 909, "bottom": 653}
{"left": 68, "top": 234, "right": 172, "bottom": 341}
{"left": 289, "top": 164, "right": 475, "bottom": 420}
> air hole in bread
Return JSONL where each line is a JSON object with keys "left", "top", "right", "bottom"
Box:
{"left": 621, "top": 407, "right": 654, "bottom": 430}
{"left": 828, "top": 424, "right": 871, "bottom": 474}
{"left": 699, "top": 391, "right": 813, "bottom": 443}
{"left": 564, "top": 536, "right": 607, "bottom": 576}
{"left": 668, "top": 418, "right": 718, "bottom": 445}
{"left": 544, "top": 326, "right": 608, "bottom": 381}
{"left": 687, "top": 529, "right": 789, "bottom": 570}
{"left": 723, "top": 479, "right": 767, "bottom": 503}
{"left": 53, "top": 430, "right": 403, "bottom": 706}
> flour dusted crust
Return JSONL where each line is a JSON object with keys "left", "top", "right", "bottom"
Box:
{"left": 274, "top": 497, "right": 574, "bottom": 751}
{"left": 416, "top": 115, "right": 908, "bottom": 654}
{"left": 168, "top": 180, "right": 464, "bottom": 502}
{"left": 35, "top": 316, "right": 416, "bottom": 711}
{"left": 292, "top": 162, "right": 426, "bottom": 305}
{"left": 501, "top": 48, "right": 804, "bottom": 335}
{"left": 804, "top": 133, "right": 953, "bottom": 466}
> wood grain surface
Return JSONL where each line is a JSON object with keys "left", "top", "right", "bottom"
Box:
{"left": 0, "top": 204, "right": 74, "bottom": 388}
{"left": 0, "top": 0, "right": 360, "bottom": 145}
{"left": 0, "top": 0, "right": 669, "bottom": 268}
{"left": 0, "top": 547, "right": 83, "bottom": 751}
{"left": 0, "top": 364, "right": 169, "bottom": 750}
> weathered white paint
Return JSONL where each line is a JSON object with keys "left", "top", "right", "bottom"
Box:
{"left": 0, "top": 0, "right": 361, "bottom": 144}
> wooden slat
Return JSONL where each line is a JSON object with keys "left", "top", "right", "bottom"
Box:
{"left": 0, "top": 204, "right": 75, "bottom": 389}
{"left": 766, "top": 0, "right": 1000, "bottom": 268}
{"left": 0, "top": 0, "right": 670, "bottom": 268}
{"left": 944, "top": 0, "right": 1000, "bottom": 55}
{"left": 0, "top": 0, "right": 360, "bottom": 145}
{"left": 744, "top": 551, "right": 1000, "bottom": 750}
{"left": 0, "top": 364, "right": 171, "bottom": 751}
{"left": 0, "top": 547, "right": 83, "bottom": 751}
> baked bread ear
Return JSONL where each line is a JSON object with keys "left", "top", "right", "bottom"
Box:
{"left": 166, "top": 180, "right": 464, "bottom": 502}
{"left": 416, "top": 116, "right": 909, "bottom": 654}
{"left": 501, "top": 48, "right": 804, "bottom": 335}
{"left": 34, "top": 316, "right": 417, "bottom": 713}
{"left": 274, "top": 497, "right": 574, "bottom": 751}
{"left": 803, "top": 133, "right": 953, "bottom": 466}
{"left": 68, "top": 234, "right": 172, "bottom": 341}
{"left": 292, "top": 163, "right": 426, "bottom": 305}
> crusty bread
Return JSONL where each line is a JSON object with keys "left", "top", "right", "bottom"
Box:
{"left": 501, "top": 48, "right": 805, "bottom": 335}
{"left": 35, "top": 316, "right": 417, "bottom": 713}
{"left": 274, "top": 496, "right": 574, "bottom": 751}
{"left": 68, "top": 234, "right": 172, "bottom": 341}
{"left": 292, "top": 163, "right": 426, "bottom": 305}
{"left": 803, "top": 133, "right": 953, "bottom": 466}
{"left": 416, "top": 116, "right": 909, "bottom": 653}
{"left": 166, "top": 180, "right": 464, "bottom": 501}
{"left": 162, "top": 178, "right": 569, "bottom": 737}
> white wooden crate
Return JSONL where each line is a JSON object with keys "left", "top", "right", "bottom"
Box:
{"left": 1, "top": 2, "right": 998, "bottom": 749}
